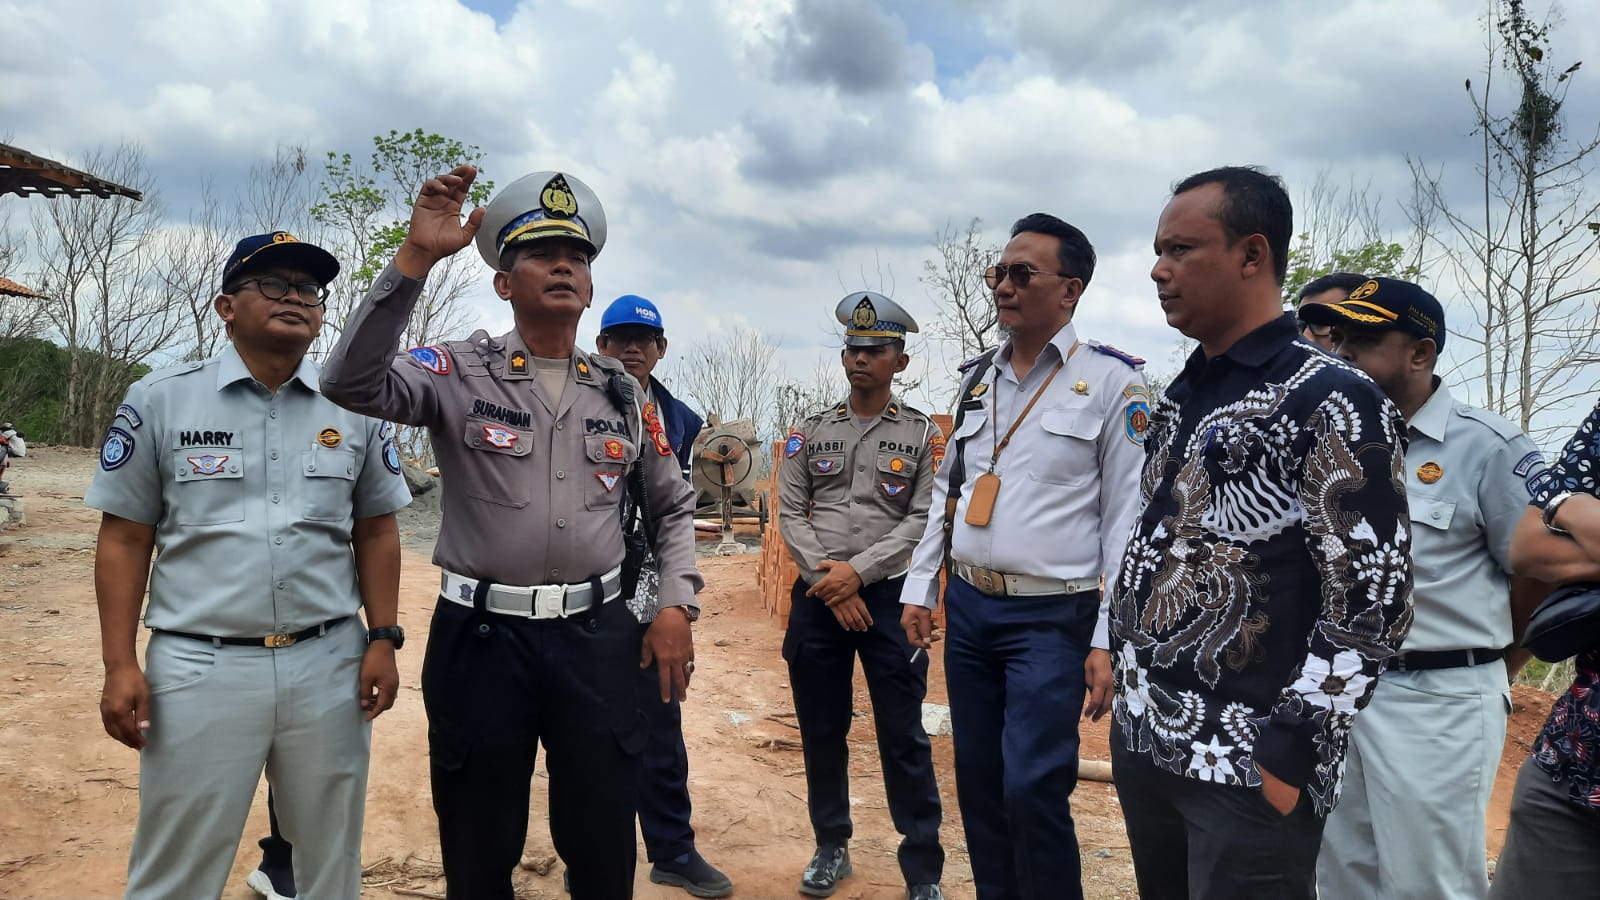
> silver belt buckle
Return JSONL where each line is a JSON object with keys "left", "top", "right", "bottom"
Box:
{"left": 971, "top": 566, "right": 1005, "bottom": 596}
{"left": 535, "top": 585, "right": 566, "bottom": 619}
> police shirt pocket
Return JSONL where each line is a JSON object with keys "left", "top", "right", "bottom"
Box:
{"left": 301, "top": 447, "right": 357, "bottom": 521}
{"left": 584, "top": 434, "right": 637, "bottom": 510}
{"left": 1411, "top": 496, "right": 1458, "bottom": 532}
{"left": 1031, "top": 408, "right": 1099, "bottom": 486}
{"left": 171, "top": 447, "right": 246, "bottom": 525}
{"left": 875, "top": 451, "right": 915, "bottom": 505}
{"left": 461, "top": 421, "right": 532, "bottom": 509}
{"left": 810, "top": 453, "right": 847, "bottom": 479}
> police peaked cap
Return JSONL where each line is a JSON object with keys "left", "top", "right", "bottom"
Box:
{"left": 475, "top": 170, "right": 608, "bottom": 268}
{"left": 835, "top": 290, "right": 919, "bottom": 347}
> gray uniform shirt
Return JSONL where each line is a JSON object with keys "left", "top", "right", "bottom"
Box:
{"left": 1403, "top": 381, "right": 1545, "bottom": 652}
{"left": 778, "top": 396, "right": 937, "bottom": 586}
{"left": 83, "top": 345, "right": 412, "bottom": 636}
{"left": 319, "top": 261, "right": 703, "bottom": 609}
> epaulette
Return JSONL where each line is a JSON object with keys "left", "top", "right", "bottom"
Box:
{"left": 957, "top": 353, "right": 991, "bottom": 373}
{"left": 1457, "top": 403, "right": 1527, "bottom": 442}
{"left": 142, "top": 359, "right": 208, "bottom": 386}
{"left": 893, "top": 401, "right": 929, "bottom": 421}
{"left": 1088, "top": 341, "right": 1146, "bottom": 367}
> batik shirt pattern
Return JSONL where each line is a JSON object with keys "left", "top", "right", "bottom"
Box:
{"left": 1110, "top": 315, "right": 1414, "bottom": 815}
{"left": 1529, "top": 398, "right": 1600, "bottom": 809}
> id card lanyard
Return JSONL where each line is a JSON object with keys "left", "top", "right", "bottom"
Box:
{"left": 964, "top": 343, "right": 1077, "bottom": 527}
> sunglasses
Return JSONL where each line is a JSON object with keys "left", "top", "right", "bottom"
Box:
{"left": 983, "top": 263, "right": 1074, "bottom": 290}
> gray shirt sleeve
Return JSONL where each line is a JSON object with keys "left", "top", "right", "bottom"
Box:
{"left": 320, "top": 261, "right": 445, "bottom": 428}
{"left": 83, "top": 381, "right": 163, "bottom": 525}
{"left": 353, "top": 418, "right": 413, "bottom": 519}
{"left": 778, "top": 420, "right": 831, "bottom": 583}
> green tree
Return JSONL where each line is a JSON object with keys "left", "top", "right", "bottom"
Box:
{"left": 1283, "top": 238, "right": 1421, "bottom": 306}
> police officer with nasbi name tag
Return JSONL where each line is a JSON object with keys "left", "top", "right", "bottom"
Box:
{"left": 320, "top": 166, "right": 702, "bottom": 900}
{"left": 779, "top": 292, "right": 946, "bottom": 900}
{"left": 89, "top": 231, "right": 411, "bottom": 900}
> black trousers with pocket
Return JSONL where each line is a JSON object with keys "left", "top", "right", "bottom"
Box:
{"left": 422, "top": 593, "right": 645, "bottom": 900}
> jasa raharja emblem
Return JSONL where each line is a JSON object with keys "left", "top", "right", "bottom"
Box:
{"left": 540, "top": 174, "right": 578, "bottom": 218}
{"left": 851, "top": 297, "right": 877, "bottom": 329}
{"left": 1349, "top": 279, "right": 1381, "bottom": 301}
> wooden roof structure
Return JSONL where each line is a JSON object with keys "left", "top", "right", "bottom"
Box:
{"left": 0, "top": 143, "right": 143, "bottom": 201}
{"left": 0, "top": 276, "right": 42, "bottom": 298}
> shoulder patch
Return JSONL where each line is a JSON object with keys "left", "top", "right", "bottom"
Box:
{"left": 382, "top": 440, "right": 401, "bottom": 475}
{"left": 785, "top": 431, "right": 805, "bottom": 458}
{"left": 1124, "top": 399, "right": 1151, "bottom": 445}
{"left": 100, "top": 427, "right": 135, "bottom": 471}
{"left": 1457, "top": 404, "right": 1527, "bottom": 441}
{"left": 1089, "top": 342, "right": 1146, "bottom": 367}
{"left": 407, "top": 345, "right": 451, "bottom": 375}
{"left": 957, "top": 351, "right": 995, "bottom": 373}
{"left": 1514, "top": 450, "right": 1546, "bottom": 478}
{"left": 114, "top": 403, "right": 143, "bottom": 430}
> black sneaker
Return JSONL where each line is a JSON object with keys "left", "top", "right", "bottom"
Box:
{"left": 650, "top": 850, "right": 733, "bottom": 898}
{"left": 799, "top": 844, "right": 851, "bottom": 897}
{"left": 248, "top": 837, "right": 296, "bottom": 899}
{"left": 907, "top": 884, "right": 945, "bottom": 900}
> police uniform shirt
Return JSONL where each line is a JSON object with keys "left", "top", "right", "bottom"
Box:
{"left": 1403, "top": 381, "right": 1545, "bottom": 652}
{"left": 319, "top": 262, "right": 703, "bottom": 607}
{"left": 778, "top": 395, "right": 938, "bottom": 585}
{"left": 901, "top": 322, "right": 1148, "bottom": 649}
{"left": 84, "top": 345, "right": 412, "bottom": 636}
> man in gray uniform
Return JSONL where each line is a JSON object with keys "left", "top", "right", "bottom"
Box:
{"left": 779, "top": 292, "right": 945, "bottom": 900}
{"left": 89, "top": 231, "right": 411, "bottom": 899}
{"left": 1302, "top": 279, "right": 1548, "bottom": 899}
{"left": 320, "top": 166, "right": 702, "bottom": 900}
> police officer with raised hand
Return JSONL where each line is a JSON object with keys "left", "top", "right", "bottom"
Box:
{"left": 89, "top": 231, "right": 410, "bottom": 899}
{"left": 320, "top": 166, "right": 702, "bottom": 900}
{"left": 779, "top": 292, "right": 945, "bottom": 900}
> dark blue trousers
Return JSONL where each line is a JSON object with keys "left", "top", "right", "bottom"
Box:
{"left": 944, "top": 576, "right": 1096, "bottom": 900}
{"left": 783, "top": 576, "right": 944, "bottom": 884}
{"left": 636, "top": 651, "right": 696, "bottom": 863}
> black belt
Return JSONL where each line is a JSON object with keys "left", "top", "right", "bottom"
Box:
{"left": 154, "top": 616, "right": 350, "bottom": 649}
{"left": 1390, "top": 646, "right": 1504, "bottom": 672}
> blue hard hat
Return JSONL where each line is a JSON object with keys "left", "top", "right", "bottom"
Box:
{"left": 600, "top": 295, "right": 665, "bottom": 332}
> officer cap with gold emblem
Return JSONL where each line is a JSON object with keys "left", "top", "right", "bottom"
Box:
{"left": 475, "top": 170, "right": 608, "bottom": 269}
{"left": 835, "top": 291, "right": 919, "bottom": 348}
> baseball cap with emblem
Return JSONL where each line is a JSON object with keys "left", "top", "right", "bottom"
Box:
{"left": 222, "top": 232, "right": 340, "bottom": 289}
{"left": 834, "top": 291, "right": 919, "bottom": 347}
{"left": 475, "top": 171, "right": 608, "bottom": 269}
{"left": 600, "top": 295, "right": 665, "bottom": 333}
{"left": 1297, "top": 276, "right": 1447, "bottom": 350}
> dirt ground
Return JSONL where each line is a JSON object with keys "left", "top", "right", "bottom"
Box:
{"left": 0, "top": 447, "right": 1554, "bottom": 899}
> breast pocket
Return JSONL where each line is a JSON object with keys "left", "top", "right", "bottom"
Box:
{"left": 1411, "top": 495, "right": 1458, "bottom": 532}
{"left": 1030, "top": 407, "right": 1100, "bottom": 487}
{"left": 875, "top": 450, "right": 915, "bottom": 507}
{"left": 585, "top": 434, "right": 638, "bottom": 511}
{"left": 171, "top": 447, "right": 245, "bottom": 525}
{"left": 462, "top": 420, "right": 534, "bottom": 509}
{"left": 301, "top": 447, "right": 357, "bottom": 521}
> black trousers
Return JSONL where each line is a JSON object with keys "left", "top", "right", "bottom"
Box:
{"left": 636, "top": 651, "right": 696, "bottom": 863}
{"left": 422, "top": 594, "right": 645, "bottom": 900}
{"left": 782, "top": 576, "right": 943, "bottom": 884}
{"left": 1110, "top": 721, "right": 1325, "bottom": 900}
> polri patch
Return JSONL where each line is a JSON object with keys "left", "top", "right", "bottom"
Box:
{"left": 785, "top": 431, "right": 805, "bottom": 458}
{"left": 1514, "top": 450, "right": 1546, "bottom": 478}
{"left": 317, "top": 427, "right": 343, "bottom": 448}
{"left": 605, "top": 439, "right": 624, "bottom": 459}
{"left": 881, "top": 482, "right": 906, "bottom": 497}
{"left": 596, "top": 471, "right": 621, "bottom": 492}
{"left": 408, "top": 345, "right": 451, "bottom": 375}
{"left": 482, "top": 425, "right": 518, "bottom": 449}
{"left": 100, "top": 427, "right": 135, "bottom": 471}
{"left": 814, "top": 458, "right": 836, "bottom": 474}
{"left": 114, "top": 404, "right": 143, "bottom": 430}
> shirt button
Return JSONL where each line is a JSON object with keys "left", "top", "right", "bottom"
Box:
{"left": 383, "top": 280, "right": 393, "bottom": 290}
{"left": 556, "top": 422, "right": 565, "bottom": 430}
{"left": 276, "top": 581, "right": 285, "bottom": 589}
{"left": 852, "top": 526, "right": 862, "bottom": 534}
{"left": 347, "top": 466, "right": 354, "bottom": 474}
{"left": 857, "top": 465, "right": 865, "bottom": 472}
{"left": 308, "top": 464, "right": 317, "bottom": 472}
{"left": 556, "top": 471, "right": 566, "bottom": 480}
{"left": 270, "top": 451, "right": 279, "bottom": 460}
{"left": 556, "top": 518, "right": 566, "bottom": 528}
{"left": 272, "top": 494, "right": 280, "bottom": 503}
{"left": 1432, "top": 510, "right": 1442, "bottom": 520}
{"left": 551, "top": 569, "right": 560, "bottom": 579}
{"left": 274, "top": 536, "right": 284, "bottom": 545}
{"left": 270, "top": 410, "right": 278, "bottom": 419}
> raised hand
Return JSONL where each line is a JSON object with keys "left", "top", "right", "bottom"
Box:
{"left": 395, "top": 165, "right": 488, "bottom": 279}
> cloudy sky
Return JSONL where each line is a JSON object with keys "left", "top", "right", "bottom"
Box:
{"left": 5, "top": 0, "right": 1599, "bottom": 411}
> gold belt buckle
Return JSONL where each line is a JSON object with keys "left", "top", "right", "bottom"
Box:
{"left": 264, "top": 632, "right": 298, "bottom": 649}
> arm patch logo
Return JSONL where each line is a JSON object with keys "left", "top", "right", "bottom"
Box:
{"left": 407, "top": 346, "right": 451, "bottom": 375}
{"left": 785, "top": 431, "right": 805, "bottom": 458}
{"left": 1125, "top": 400, "right": 1151, "bottom": 445}
{"left": 100, "top": 427, "right": 135, "bottom": 471}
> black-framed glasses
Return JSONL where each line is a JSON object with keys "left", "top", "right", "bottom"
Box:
{"left": 233, "top": 276, "right": 329, "bottom": 306}
{"left": 983, "top": 262, "right": 1073, "bottom": 290}
{"left": 599, "top": 329, "right": 665, "bottom": 349}
{"left": 1298, "top": 319, "right": 1332, "bottom": 338}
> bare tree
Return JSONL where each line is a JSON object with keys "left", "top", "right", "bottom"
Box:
{"left": 921, "top": 218, "right": 1000, "bottom": 365}
{"left": 29, "top": 144, "right": 184, "bottom": 445}
{"left": 666, "top": 326, "right": 782, "bottom": 427}
{"left": 772, "top": 355, "right": 849, "bottom": 437}
{"left": 0, "top": 207, "right": 46, "bottom": 343}
{"left": 1284, "top": 171, "right": 1421, "bottom": 304}
{"left": 154, "top": 180, "right": 235, "bottom": 362}
{"left": 1407, "top": 0, "right": 1600, "bottom": 438}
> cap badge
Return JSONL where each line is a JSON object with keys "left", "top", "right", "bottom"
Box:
{"left": 541, "top": 174, "right": 578, "bottom": 218}
{"left": 1417, "top": 461, "right": 1443, "bottom": 484}
{"left": 272, "top": 232, "right": 299, "bottom": 244}
{"left": 1349, "top": 279, "right": 1381, "bottom": 301}
{"left": 851, "top": 297, "right": 877, "bottom": 329}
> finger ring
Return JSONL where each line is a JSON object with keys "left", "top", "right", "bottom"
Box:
{"left": 685, "top": 660, "right": 696, "bottom": 674}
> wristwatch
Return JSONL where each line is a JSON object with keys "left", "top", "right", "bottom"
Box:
{"left": 367, "top": 625, "right": 406, "bottom": 650}
{"left": 1543, "top": 490, "right": 1576, "bottom": 536}
{"left": 666, "top": 605, "right": 700, "bottom": 624}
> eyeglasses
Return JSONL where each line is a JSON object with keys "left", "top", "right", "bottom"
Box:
{"left": 1298, "top": 320, "right": 1332, "bottom": 338}
{"left": 233, "top": 276, "right": 329, "bottom": 306}
{"left": 599, "top": 330, "right": 664, "bottom": 349}
{"left": 983, "top": 263, "right": 1073, "bottom": 290}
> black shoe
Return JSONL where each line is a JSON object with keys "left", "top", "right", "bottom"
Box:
{"left": 650, "top": 851, "right": 733, "bottom": 898}
{"left": 907, "top": 884, "right": 945, "bottom": 900}
{"left": 799, "top": 844, "right": 851, "bottom": 897}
